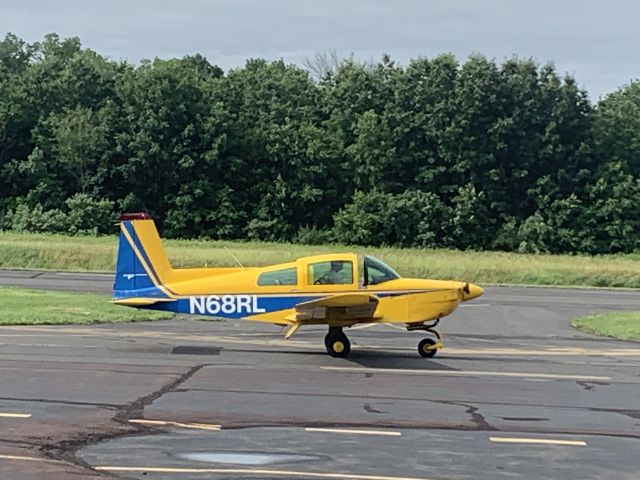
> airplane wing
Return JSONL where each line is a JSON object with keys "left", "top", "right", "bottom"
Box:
{"left": 282, "top": 293, "right": 379, "bottom": 339}
{"left": 290, "top": 293, "right": 380, "bottom": 323}
{"left": 112, "top": 298, "right": 177, "bottom": 306}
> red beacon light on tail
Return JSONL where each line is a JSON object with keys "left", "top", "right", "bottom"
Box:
{"left": 119, "top": 212, "right": 152, "bottom": 221}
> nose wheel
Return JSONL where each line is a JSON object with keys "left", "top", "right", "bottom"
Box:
{"left": 325, "top": 327, "right": 351, "bottom": 358}
{"left": 407, "top": 320, "right": 444, "bottom": 358}
{"left": 418, "top": 338, "right": 438, "bottom": 358}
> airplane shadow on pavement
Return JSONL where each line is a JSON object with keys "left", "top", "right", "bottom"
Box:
{"left": 213, "top": 345, "right": 458, "bottom": 370}
{"left": 342, "top": 350, "right": 458, "bottom": 370}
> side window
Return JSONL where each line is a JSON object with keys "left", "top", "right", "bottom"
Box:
{"left": 308, "top": 261, "right": 353, "bottom": 285}
{"left": 257, "top": 268, "right": 297, "bottom": 286}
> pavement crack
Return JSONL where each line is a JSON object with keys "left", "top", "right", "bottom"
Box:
{"left": 40, "top": 363, "right": 208, "bottom": 478}
{"left": 465, "top": 404, "right": 496, "bottom": 431}
{"left": 114, "top": 364, "right": 206, "bottom": 422}
{"left": 589, "top": 407, "right": 640, "bottom": 420}
{"left": 443, "top": 401, "right": 498, "bottom": 431}
{"left": 0, "top": 439, "right": 44, "bottom": 448}
{"left": 577, "top": 380, "right": 609, "bottom": 391}
{"left": 363, "top": 402, "right": 388, "bottom": 414}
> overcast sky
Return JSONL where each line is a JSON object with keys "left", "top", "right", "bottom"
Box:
{"left": 2, "top": 0, "right": 638, "bottom": 99}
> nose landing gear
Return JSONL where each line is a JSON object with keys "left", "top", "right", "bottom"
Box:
{"left": 407, "top": 320, "right": 444, "bottom": 358}
{"left": 324, "top": 326, "right": 351, "bottom": 358}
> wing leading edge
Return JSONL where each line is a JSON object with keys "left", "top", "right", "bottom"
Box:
{"left": 112, "top": 298, "right": 177, "bottom": 306}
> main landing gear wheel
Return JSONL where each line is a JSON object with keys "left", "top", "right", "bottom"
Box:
{"left": 324, "top": 327, "right": 351, "bottom": 358}
{"left": 418, "top": 338, "right": 438, "bottom": 358}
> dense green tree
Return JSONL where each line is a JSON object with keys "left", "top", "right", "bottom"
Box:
{"left": 593, "top": 81, "right": 640, "bottom": 177}
{"left": 584, "top": 161, "right": 640, "bottom": 253}
{"left": 216, "top": 59, "right": 340, "bottom": 240}
{"left": 1, "top": 32, "right": 638, "bottom": 254}
{"left": 333, "top": 189, "right": 447, "bottom": 248}
{"left": 1, "top": 34, "right": 120, "bottom": 209}
{"left": 107, "top": 56, "right": 226, "bottom": 235}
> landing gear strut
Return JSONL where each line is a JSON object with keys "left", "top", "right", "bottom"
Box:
{"left": 407, "top": 320, "right": 444, "bottom": 358}
{"left": 324, "top": 326, "right": 351, "bottom": 358}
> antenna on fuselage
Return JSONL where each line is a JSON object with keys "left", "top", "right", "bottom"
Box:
{"left": 224, "top": 246, "right": 245, "bottom": 268}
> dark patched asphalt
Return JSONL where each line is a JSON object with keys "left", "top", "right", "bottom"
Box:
{"left": 1, "top": 269, "right": 639, "bottom": 480}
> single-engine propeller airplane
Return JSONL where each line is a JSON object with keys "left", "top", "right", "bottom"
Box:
{"left": 113, "top": 213, "right": 484, "bottom": 358}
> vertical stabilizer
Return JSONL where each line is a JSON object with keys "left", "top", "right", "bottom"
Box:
{"left": 113, "top": 213, "right": 173, "bottom": 300}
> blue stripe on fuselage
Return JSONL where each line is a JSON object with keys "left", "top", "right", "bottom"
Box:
{"left": 141, "top": 290, "right": 437, "bottom": 319}
{"left": 145, "top": 294, "right": 321, "bottom": 319}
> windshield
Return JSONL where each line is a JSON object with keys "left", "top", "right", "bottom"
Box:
{"left": 364, "top": 255, "right": 400, "bottom": 286}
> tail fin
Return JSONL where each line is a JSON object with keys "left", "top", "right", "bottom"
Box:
{"left": 113, "top": 213, "right": 174, "bottom": 301}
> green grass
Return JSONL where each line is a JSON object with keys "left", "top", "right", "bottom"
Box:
{"left": 572, "top": 312, "right": 640, "bottom": 341}
{"left": 1, "top": 231, "right": 640, "bottom": 288}
{"left": 0, "top": 286, "right": 173, "bottom": 325}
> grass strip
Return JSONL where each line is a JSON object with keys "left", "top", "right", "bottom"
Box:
{"left": 1, "top": 231, "right": 640, "bottom": 288}
{"left": 0, "top": 286, "right": 173, "bottom": 325}
{"left": 572, "top": 312, "right": 640, "bottom": 341}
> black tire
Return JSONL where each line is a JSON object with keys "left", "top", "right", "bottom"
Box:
{"left": 325, "top": 332, "right": 351, "bottom": 358}
{"left": 418, "top": 338, "right": 438, "bottom": 358}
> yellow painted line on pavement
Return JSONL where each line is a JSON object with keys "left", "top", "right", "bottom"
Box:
{"left": 0, "top": 334, "right": 45, "bottom": 337}
{"left": 445, "top": 347, "right": 640, "bottom": 357}
{"left": 490, "top": 436, "right": 587, "bottom": 446}
{"left": 0, "top": 343, "right": 98, "bottom": 348}
{"left": 129, "top": 419, "right": 221, "bottom": 431}
{"left": 41, "top": 327, "right": 316, "bottom": 347}
{"left": 4, "top": 325, "right": 640, "bottom": 357}
{"left": 322, "top": 366, "right": 611, "bottom": 382}
{"left": 0, "top": 412, "right": 31, "bottom": 418}
{"left": 305, "top": 427, "right": 402, "bottom": 437}
{"left": 96, "top": 466, "right": 437, "bottom": 480}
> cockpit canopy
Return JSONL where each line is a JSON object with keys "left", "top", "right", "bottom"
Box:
{"left": 255, "top": 253, "right": 400, "bottom": 288}
{"left": 362, "top": 255, "right": 401, "bottom": 286}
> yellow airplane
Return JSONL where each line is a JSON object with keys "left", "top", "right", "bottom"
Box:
{"left": 113, "top": 213, "right": 484, "bottom": 358}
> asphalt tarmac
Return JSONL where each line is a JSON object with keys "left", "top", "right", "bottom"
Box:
{"left": 1, "top": 269, "right": 639, "bottom": 480}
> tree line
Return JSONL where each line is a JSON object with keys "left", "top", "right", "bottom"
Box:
{"left": 1, "top": 33, "right": 639, "bottom": 254}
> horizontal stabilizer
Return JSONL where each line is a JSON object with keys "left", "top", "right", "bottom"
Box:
{"left": 112, "top": 297, "right": 177, "bottom": 306}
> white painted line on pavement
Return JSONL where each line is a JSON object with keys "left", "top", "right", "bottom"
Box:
{"left": 96, "top": 466, "right": 438, "bottom": 480}
{"left": 0, "top": 343, "right": 98, "bottom": 348}
{"left": 490, "top": 437, "right": 587, "bottom": 446}
{"left": 305, "top": 427, "right": 401, "bottom": 437}
{"left": 0, "top": 454, "right": 61, "bottom": 463}
{"left": 0, "top": 413, "right": 31, "bottom": 418}
{"left": 321, "top": 366, "right": 611, "bottom": 382}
